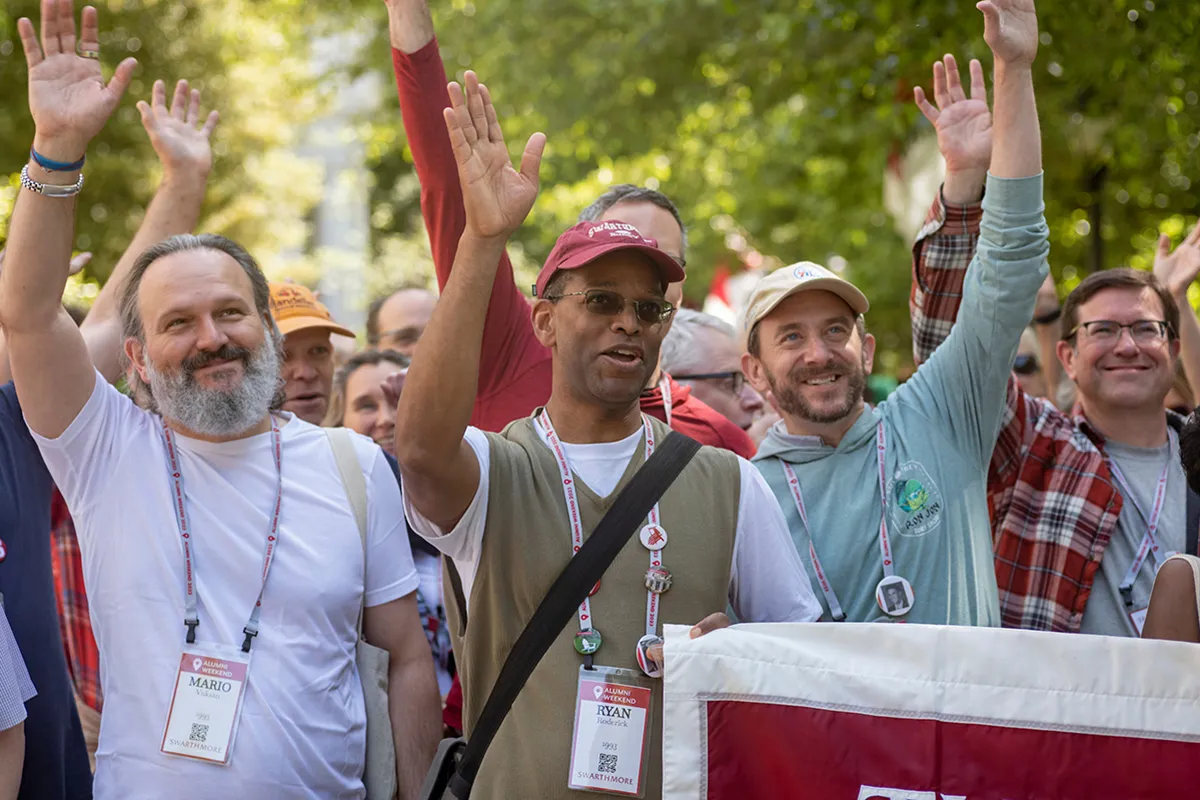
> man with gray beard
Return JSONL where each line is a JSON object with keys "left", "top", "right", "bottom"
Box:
{"left": 0, "top": 5, "right": 440, "bottom": 797}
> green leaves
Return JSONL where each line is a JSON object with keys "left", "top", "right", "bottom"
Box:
{"left": 3, "top": 0, "right": 1198, "bottom": 365}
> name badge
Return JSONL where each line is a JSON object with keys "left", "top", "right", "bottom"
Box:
{"left": 568, "top": 666, "right": 653, "bottom": 797}
{"left": 160, "top": 644, "right": 251, "bottom": 764}
{"left": 1129, "top": 607, "right": 1149, "bottom": 636}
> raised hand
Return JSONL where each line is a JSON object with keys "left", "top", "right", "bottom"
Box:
{"left": 18, "top": 0, "right": 138, "bottom": 161}
{"left": 978, "top": 0, "right": 1038, "bottom": 66}
{"left": 443, "top": 71, "right": 546, "bottom": 240}
{"left": 914, "top": 55, "right": 992, "bottom": 177}
{"left": 1154, "top": 219, "right": 1200, "bottom": 300}
{"left": 137, "top": 79, "right": 220, "bottom": 178}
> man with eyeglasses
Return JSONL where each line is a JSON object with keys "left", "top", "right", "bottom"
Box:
{"left": 366, "top": 285, "right": 438, "bottom": 357}
{"left": 908, "top": 36, "right": 1200, "bottom": 633}
{"left": 661, "top": 309, "right": 767, "bottom": 432}
{"left": 381, "top": 0, "right": 756, "bottom": 460}
{"left": 394, "top": 72, "right": 820, "bottom": 799}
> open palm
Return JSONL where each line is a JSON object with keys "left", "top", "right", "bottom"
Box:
{"left": 19, "top": 1, "right": 137, "bottom": 156}
{"left": 914, "top": 55, "right": 992, "bottom": 174}
{"left": 138, "top": 79, "right": 220, "bottom": 176}
{"left": 444, "top": 71, "right": 546, "bottom": 240}
{"left": 1155, "top": 219, "right": 1200, "bottom": 298}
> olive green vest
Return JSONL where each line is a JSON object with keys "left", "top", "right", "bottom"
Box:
{"left": 445, "top": 415, "right": 740, "bottom": 800}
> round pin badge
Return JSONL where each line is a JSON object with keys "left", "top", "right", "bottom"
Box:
{"left": 635, "top": 634, "right": 664, "bottom": 678}
{"left": 644, "top": 566, "right": 673, "bottom": 594}
{"left": 573, "top": 629, "right": 603, "bottom": 656}
{"left": 639, "top": 524, "right": 668, "bottom": 551}
{"left": 0, "top": 539, "right": 7, "bottom": 562}
{"left": 875, "top": 575, "right": 915, "bottom": 617}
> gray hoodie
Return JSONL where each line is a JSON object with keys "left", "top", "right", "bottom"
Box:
{"left": 754, "top": 174, "right": 1049, "bottom": 626}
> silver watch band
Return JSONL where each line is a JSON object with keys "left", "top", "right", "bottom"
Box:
{"left": 20, "top": 164, "right": 84, "bottom": 198}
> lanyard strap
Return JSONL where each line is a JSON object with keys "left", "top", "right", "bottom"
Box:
{"left": 1108, "top": 434, "right": 1175, "bottom": 600}
{"left": 658, "top": 376, "right": 673, "bottom": 429}
{"left": 163, "top": 417, "right": 284, "bottom": 653}
{"left": 780, "top": 422, "right": 890, "bottom": 620}
{"left": 536, "top": 412, "right": 663, "bottom": 643}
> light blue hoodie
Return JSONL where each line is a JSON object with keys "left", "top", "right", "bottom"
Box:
{"left": 754, "top": 174, "right": 1049, "bottom": 626}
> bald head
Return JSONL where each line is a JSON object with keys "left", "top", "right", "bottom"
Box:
{"left": 367, "top": 287, "right": 437, "bottom": 357}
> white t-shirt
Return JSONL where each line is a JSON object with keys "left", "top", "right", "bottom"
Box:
{"left": 31, "top": 374, "right": 419, "bottom": 800}
{"left": 404, "top": 425, "right": 822, "bottom": 624}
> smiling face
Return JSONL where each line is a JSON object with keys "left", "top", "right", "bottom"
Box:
{"left": 125, "top": 248, "right": 280, "bottom": 437}
{"left": 533, "top": 252, "right": 670, "bottom": 412}
{"left": 281, "top": 327, "right": 335, "bottom": 425}
{"left": 742, "top": 289, "right": 875, "bottom": 430}
{"left": 1058, "top": 286, "right": 1179, "bottom": 414}
{"left": 343, "top": 361, "right": 406, "bottom": 455}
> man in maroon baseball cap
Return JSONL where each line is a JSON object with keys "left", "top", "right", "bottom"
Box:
{"left": 392, "top": 72, "right": 820, "bottom": 800}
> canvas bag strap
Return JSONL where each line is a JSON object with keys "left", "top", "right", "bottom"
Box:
{"left": 448, "top": 430, "right": 702, "bottom": 799}
{"left": 325, "top": 428, "right": 370, "bottom": 639}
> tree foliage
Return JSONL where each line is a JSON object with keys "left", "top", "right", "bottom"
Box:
{"left": 3, "top": 0, "right": 1199, "bottom": 366}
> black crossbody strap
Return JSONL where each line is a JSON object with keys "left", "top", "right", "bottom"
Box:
{"left": 449, "top": 431, "right": 701, "bottom": 798}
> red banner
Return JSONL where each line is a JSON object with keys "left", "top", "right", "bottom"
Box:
{"left": 662, "top": 623, "right": 1200, "bottom": 800}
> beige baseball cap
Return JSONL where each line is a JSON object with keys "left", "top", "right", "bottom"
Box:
{"left": 740, "top": 261, "right": 870, "bottom": 341}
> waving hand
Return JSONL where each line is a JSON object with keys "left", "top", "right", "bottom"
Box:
{"left": 19, "top": 0, "right": 137, "bottom": 161}
{"left": 443, "top": 71, "right": 546, "bottom": 240}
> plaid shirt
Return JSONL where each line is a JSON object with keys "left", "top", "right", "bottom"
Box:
{"left": 49, "top": 488, "right": 102, "bottom": 712}
{"left": 910, "top": 191, "right": 1125, "bottom": 633}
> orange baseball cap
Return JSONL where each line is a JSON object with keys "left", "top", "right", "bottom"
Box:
{"left": 269, "top": 282, "right": 355, "bottom": 338}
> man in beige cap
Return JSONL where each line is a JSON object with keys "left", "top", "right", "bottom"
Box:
{"left": 269, "top": 283, "right": 356, "bottom": 425}
{"left": 742, "top": 0, "right": 1049, "bottom": 626}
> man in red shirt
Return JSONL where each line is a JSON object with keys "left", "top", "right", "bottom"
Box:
{"left": 384, "top": 0, "right": 755, "bottom": 460}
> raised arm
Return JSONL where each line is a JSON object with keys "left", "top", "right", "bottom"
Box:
{"left": 0, "top": 1, "right": 136, "bottom": 438}
{"left": 910, "top": 55, "right": 990, "bottom": 365}
{"left": 979, "top": 0, "right": 1041, "bottom": 179}
{"left": 0, "top": 249, "right": 89, "bottom": 385}
{"left": 81, "top": 78, "right": 218, "bottom": 383}
{"left": 393, "top": 71, "right": 545, "bottom": 529}
{"left": 385, "top": 0, "right": 542, "bottom": 406}
{"left": 1153, "top": 218, "right": 1200, "bottom": 400}
{"left": 893, "top": 0, "right": 1048, "bottom": 465}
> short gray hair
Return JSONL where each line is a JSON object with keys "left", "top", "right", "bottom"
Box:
{"left": 118, "top": 234, "right": 274, "bottom": 343}
{"left": 578, "top": 184, "right": 688, "bottom": 262}
{"left": 661, "top": 309, "right": 736, "bottom": 375}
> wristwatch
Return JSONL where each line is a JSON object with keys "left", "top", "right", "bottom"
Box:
{"left": 20, "top": 164, "right": 84, "bottom": 198}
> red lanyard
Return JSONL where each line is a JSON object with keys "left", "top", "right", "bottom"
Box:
{"left": 163, "top": 417, "right": 283, "bottom": 653}
{"left": 780, "top": 422, "right": 894, "bottom": 619}
{"left": 536, "top": 412, "right": 665, "bottom": 652}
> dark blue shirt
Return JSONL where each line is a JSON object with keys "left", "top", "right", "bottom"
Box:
{"left": 0, "top": 383, "right": 91, "bottom": 798}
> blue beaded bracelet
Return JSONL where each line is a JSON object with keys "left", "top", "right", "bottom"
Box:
{"left": 29, "top": 148, "right": 86, "bottom": 172}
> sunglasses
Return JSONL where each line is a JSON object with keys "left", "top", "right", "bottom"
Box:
{"left": 545, "top": 289, "right": 675, "bottom": 325}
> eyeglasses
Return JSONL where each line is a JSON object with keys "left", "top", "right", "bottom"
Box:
{"left": 673, "top": 371, "right": 746, "bottom": 396}
{"left": 1012, "top": 353, "right": 1039, "bottom": 375}
{"left": 545, "top": 289, "right": 675, "bottom": 324}
{"left": 1066, "top": 319, "right": 1172, "bottom": 344}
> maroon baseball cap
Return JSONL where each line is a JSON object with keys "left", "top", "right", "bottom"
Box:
{"left": 533, "top": 220, "right": 686, "bottom": 297}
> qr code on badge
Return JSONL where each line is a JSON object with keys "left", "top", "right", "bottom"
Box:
{"left": 598, "top": 753, "right": 618, "bottom": 774}
{"left": 190, "top": 723, "right": 209, "bottom": 743}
